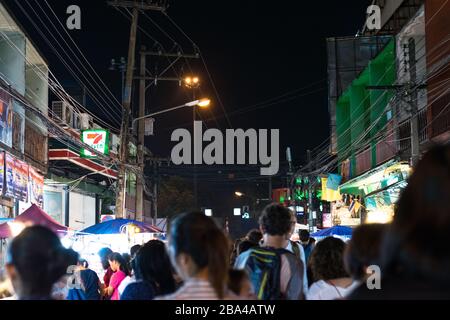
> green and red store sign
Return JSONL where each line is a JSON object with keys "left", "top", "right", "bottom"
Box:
{"left": 80, "top": 129, "right": 110, "bottom": 158}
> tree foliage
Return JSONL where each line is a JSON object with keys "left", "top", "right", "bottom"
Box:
{"left": 158, "top": 176, "right": 195, "bottom": 219}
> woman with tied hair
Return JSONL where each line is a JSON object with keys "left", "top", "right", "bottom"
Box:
{"left": 105, "top": 252, "right": 130, "bottom": 300}
{"left": 350, "top": 144, "right": 450, "bottom": 299}
{"left": 157, "top": 212, "right": 231, "bottom": 300}
{"left": 5, "top": 226, "right": 78, "bottom": 300}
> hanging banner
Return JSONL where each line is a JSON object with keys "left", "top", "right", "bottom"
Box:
{"left": 5, "top": 153, "right": 14, "bottom": 199}
{"left": 5, "top": 153, "right": 29, "bottom": 202}
{"left": 321, "top": 177, "right": 341, "bottom": 202}
{"left": 0, "top": 88, "right": 13, "bottom": 147}
{"left": 0, "top": 151, "right": 4, "bottom": 195}
{"left": 29, "top": 167, "right": 44, "bottom": 208}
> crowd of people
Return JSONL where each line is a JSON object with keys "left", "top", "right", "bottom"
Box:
{"left": 0, "top": 144, "right": 448, "bottom": 300}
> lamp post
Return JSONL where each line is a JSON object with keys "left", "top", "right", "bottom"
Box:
{"left": 131, "top": 98, "right": 210, "bottom": 133}
{"left": 184, "top": 76, "right": 201, "bottom": 209}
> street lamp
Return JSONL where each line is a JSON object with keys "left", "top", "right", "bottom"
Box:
{"left": 184, "top": 76, "right": 200, "bottom": 89}
{"left": 131, "top": 98, "right": 211, "bottom": 133}
{"left": 235, "top": 191, "right": 244, "bottom": 197}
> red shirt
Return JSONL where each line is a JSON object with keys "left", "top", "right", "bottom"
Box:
{"left": 103, "top": 267, "right": 114, "bottom": 287}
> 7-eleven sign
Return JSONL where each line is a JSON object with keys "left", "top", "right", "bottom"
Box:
{"left": 80, "top": 129, "right": 110, "bottom": 158}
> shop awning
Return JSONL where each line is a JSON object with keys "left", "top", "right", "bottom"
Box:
{"left": 49, "top": 149, "right": 118, "bottom": 179}
{"left": 80, "top": 219, "right": 163, "bottom": 235}
{"left": 0, "top": 204, "right": 68, "bottom": 239}
{"left": 311, "top": 225, "right": 353, "bottom": 238}
{"left": 339, "top": 160, "right": 411, "bottom": 198}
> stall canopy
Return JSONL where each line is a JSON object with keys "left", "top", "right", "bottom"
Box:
{"left": 311, "top": 225, "right": 353, "bottom": 238}
{"left": 0, "top": 204, "right": 68, "bottom": 238}
{"left": 80, "top": 219, "right": 163, "bottom": 235}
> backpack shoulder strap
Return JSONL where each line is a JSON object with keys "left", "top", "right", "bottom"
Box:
{"left": 289, "top": 240, "right": 301, "bottom": 260}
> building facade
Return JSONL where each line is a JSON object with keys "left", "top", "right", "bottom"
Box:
{"left": 0, "top": 3, "right": 48, "bottom": 218}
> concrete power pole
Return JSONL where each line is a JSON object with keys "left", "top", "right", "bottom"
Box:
{"left": 307, "top": 149, "right": 314, "bottom": 232}
{"left": 408, "top": 38, "right": 420, "bottom": 167}
{"left": 136, "top": 47, "right": 146, "bottom": 221}
{"left": 134, "top": 50, "right": 199, "bottom": 221}
{"left": 115, "top": 6, "right": 138, "bottom": 219}
{"left": 108, "top": 1, "right": 166, "bottom": 219}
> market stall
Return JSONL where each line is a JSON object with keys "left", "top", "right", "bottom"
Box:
{"left": 62, "top": 219, "right": 165, "bottom": 278}
{"left": 0, "top": 204, "right": 68, "bottom": 239}
{"left": 0, "top": 204, "right": 69, "bottom": 267}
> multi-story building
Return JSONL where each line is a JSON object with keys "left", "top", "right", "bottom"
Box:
{"left": 326, "top": 0, "right": 448, "bottom": 225}
{"left": 0, "top": 3, "right": 48, "bottom": 218}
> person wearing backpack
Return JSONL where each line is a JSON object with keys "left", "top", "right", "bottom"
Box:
{"left": 234, "top": 203, "right": 304, "bottom": 300}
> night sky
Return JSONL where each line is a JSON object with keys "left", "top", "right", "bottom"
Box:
{"left": 4, "top": 0, "right": 373, "bottom": 217}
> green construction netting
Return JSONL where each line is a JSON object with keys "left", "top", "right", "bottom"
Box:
{"left": 336, "top": 38, "right": 396, "bottom": 176}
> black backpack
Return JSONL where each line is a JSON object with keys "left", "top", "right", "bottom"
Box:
{"left": 244, "top": 247, "right": 295, "bottom": 300}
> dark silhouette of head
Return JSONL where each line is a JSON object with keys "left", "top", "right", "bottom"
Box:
{"left": 299, "top": 230, "right": 310, "bottom": 243}
{"left": 132, "top": 240, "right": 176, "bottom": 295}
{"left": 345, "top": 223, "right": 386, "bottom": 280}
{"left": 237, "top": 240, "right": 258, "bottom": 256}
{"left": 259, "top": 203, "right": 293, "bottom": 236}
{"left": 6, "top": 226, "right": 78, "bottom": 299}
{"left": 245, "top": 229, "right": 263, "bottom": 244}
{"left": 309, "top": 236, "right": 349, "bottom": 282}
{"left": 130, "top": 244, "right": 142, "bottom": 258}
{"left": 98, "top": 247, "right": 113, "bottom": 270}
{"left": 382, "top": 144, "right": 450, "bottom": 283}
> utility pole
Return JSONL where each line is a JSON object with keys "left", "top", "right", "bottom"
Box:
{"left": 193, "top": 88, "right": 198, "bottom": 210}
{"left": 153, "top": 161, "right": 158, "bottom": 226}
{"left": 109, "top": 0, "right": 166, "bottom": 219}
{"left": 408, "top": 38, "right": 420, "bottom": 167}
{"left": 136, "top": 46, "right": 146, "bottom": 221}
{"left": 307, "top": 149, "right": 314, "bottom": 233}
{"left": 116, "top": 6, "right": 138, "bottom": 219}
{"left": 133, "top": 50, "right": 199, "bottom": 221}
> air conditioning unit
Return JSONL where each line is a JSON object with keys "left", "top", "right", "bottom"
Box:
{"left": 52, "top": 101, "right": 73, "bottom": 127}
{"left": 111, "top": 134, "right": 120, "bottom": 154}
{"left": 79, "top": 113, "right": 94, "bottom": 130}
{"left": 72, "top": 112, "right": 81, "bottom": 131}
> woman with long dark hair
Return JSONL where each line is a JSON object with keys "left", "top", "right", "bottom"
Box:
{"left": 157, "top": 212, "right": 231, "bottom": 300}
{"left": 105, "top": 252, "right": 130, "bottom": 300}
{"left": 5, "top": 226, "right": 78, "bottom": 300}
{"left": 98, "top": 247, "right": 113, "bottom": 288}
{"left": 121, "top": 240, "right": 176, "bottom": 300}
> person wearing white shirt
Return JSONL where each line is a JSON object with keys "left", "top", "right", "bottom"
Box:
{"left": 307, "top": 279, "right": 360, "bottom": 300}
{"left": 118, "top": 274, "right": 134, "bottom": 298}
{"left": 307, "top": 236, "right": 359, "bottom": 300}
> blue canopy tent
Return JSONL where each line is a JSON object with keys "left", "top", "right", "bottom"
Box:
{"left": 311, "top": 226, "right": 353, "bottom": 240}
{"left": 80, "top": 219, "right": 163, "bottom": 235}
